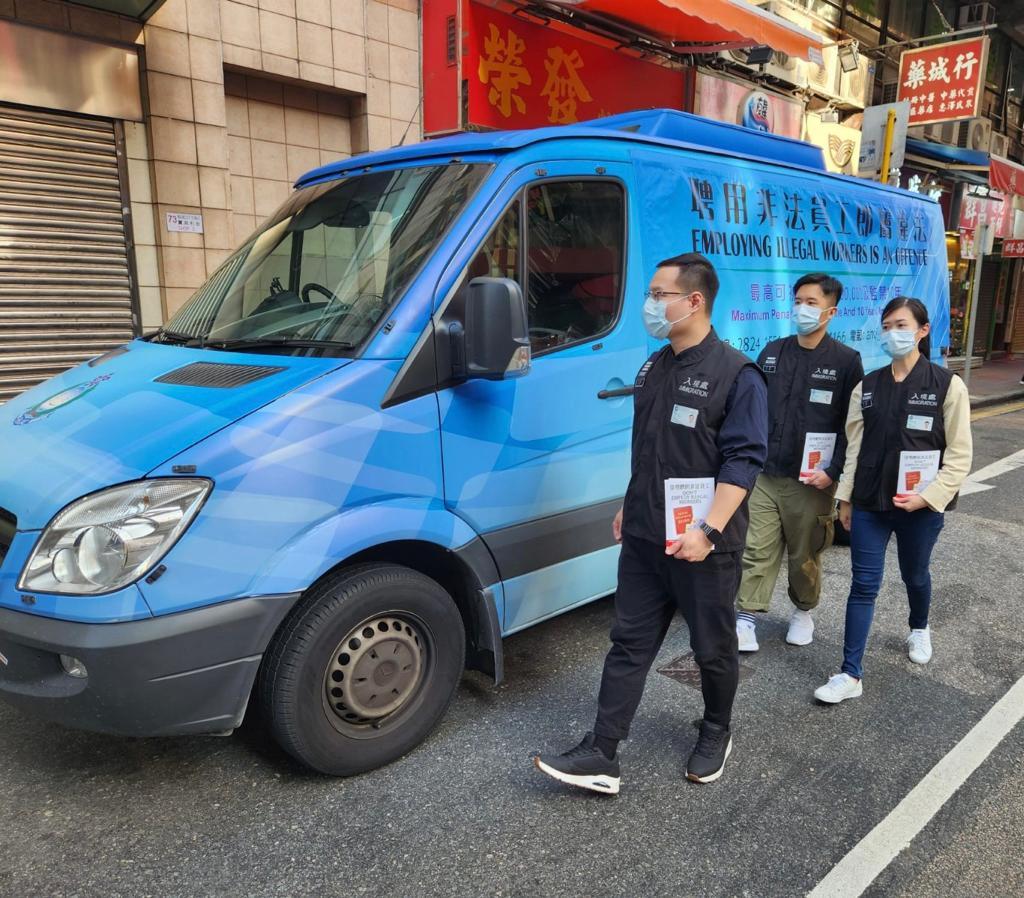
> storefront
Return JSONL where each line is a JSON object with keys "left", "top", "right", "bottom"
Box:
{"left": 422, "top": 0, "right": 824, "bottom": 136}
{"left": 424, "top": 1, "right": 693, "bottom": 135}
{"left": 0, "top": 20, "right": 142, "bottom": 403}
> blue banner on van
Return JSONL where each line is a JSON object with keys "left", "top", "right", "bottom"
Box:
{"left": 631, "top": 147, "right": 948, "bottom": 373}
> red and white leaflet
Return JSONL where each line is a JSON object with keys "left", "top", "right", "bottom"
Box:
{"left": 896, "top": 450, "right": 941, "bottom": 498}
{"left": 664, "top": 478, "right": 715, "bottom": 548}
{"left": 800, "top": 432, "right": 838, "bottom": 483}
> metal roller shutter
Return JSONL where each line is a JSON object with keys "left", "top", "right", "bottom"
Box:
{"left": 0, "top": 105, "right": 136, "bottom": 403}
{"left": 1013, "top": 264, "right": 1024, "bottom": 354}
{"left": 972, "top": 257, "right": 1000, "bottom": 355}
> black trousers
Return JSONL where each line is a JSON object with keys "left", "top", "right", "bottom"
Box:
{"left": 594, "top": 534, "right": 742, "bottom": 738}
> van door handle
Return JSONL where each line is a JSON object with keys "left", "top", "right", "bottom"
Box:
{"left": 597, "top": 386, "right": 635, "bottom": 399}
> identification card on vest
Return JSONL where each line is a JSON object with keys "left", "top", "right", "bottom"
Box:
{"left": 799, "top": 432, "right": 838, "bottom": 483}
{"left": 809, "top": 389, "right": 833, "bottom": 404}
{"left": 664, "top": 478, "right": 715, "bottom": 548}
{"left": 906, "top": 414, "right": 933, "bottom": 431}
{"left": 671, "top": 404, "right": 699, "bottom": 428}
{"left": 897, "top": 450, "right": 941, "bottom": 497}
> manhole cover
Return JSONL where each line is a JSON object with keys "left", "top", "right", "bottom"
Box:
{"left": 657, "top": 652, "right": 755, "bottom": 690}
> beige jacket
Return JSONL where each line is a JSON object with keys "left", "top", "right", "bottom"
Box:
{"left": 835, "top": 375, "right": 973, "bottom": 513}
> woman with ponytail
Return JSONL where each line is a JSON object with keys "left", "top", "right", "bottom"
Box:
{"left": 814, "top": 297, "right": 973, "bottom": 704}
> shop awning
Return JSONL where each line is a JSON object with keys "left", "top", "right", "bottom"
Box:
{"left": 990, "top": 155, "right": 1024, "bottom": 198}
{"left": 905, "top": 138, "right": 989, "bottom": 170}
{"left": 552, "top": 0, "right": 825, "bottom": 61}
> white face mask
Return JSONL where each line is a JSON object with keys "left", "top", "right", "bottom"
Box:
{"left": 642, "top": 293, "right": 699, "bottom": 339}
{"left": 881, "top": 328, "right": 918, "bottom": 359}
{"left": 793, "top": 303, "right": 825, "bottom": 336}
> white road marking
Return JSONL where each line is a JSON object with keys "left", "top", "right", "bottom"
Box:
{"left": 966, "top": 447, "right": 1024, "bottom": 484}
{"left": 959, "top": 481, "right": 994, "bottom": 496}
{"left": 807, "top": 674, "right": 1024, "bottom": 898}
{"left": 959, "top": 448, "right": 1024, "bottom": 498}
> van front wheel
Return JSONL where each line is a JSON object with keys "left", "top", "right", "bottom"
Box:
{"left": 258, "top": 564, "right": 465, "bottom": 776}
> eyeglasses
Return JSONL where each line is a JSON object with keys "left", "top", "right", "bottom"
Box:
{"left": 644, "top": 290, "right": 692, "bottom": 302}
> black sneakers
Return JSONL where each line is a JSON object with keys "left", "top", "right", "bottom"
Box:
{"left": 686, "top": 720, "right": 733, "bottom": 783}
{"left": 534, "top": 733, "right": 621, "bottom": 795}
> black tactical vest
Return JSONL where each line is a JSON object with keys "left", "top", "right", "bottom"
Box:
{"left": 851, "top": 356, "right": 956, "bottom": 512}
{"left": 622, "top": 329, "right": 759, "bottom": 553}
{"left": 760, "top": 334, "right": 862, "bottom": 479}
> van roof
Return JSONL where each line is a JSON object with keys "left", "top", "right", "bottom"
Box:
{"left": 294, "top": 108, "right": 828, "bottom": 188}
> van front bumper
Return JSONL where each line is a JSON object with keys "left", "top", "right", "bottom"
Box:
{"left": 0, "top": 593, "right": 300, "bottom": 737}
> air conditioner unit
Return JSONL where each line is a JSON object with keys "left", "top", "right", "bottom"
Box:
{"left": 760, "top": 1, "right": 816, "bottom": 32}
{"left": 960, "top": 117, "right": 992, "bottom": 152}
{"left": 804, "top": 43, "right": 841, "bottom": 101}
{"left": 718, "top": 47, "right": 759, "bottom": 72}
{"left": 837, "top": 58, "right": 875, "bottom": 108}
{"left": 763, "top": 50, "right": 809, "bottom": 89}
{"left": 957, "top": 3, "right": 996, "bottom": 27}
{"left": 989, "top": 132, "right": 1010, "bottom": 158}
{"left": 923, "top": 121, "right": 959, "bottom": 144}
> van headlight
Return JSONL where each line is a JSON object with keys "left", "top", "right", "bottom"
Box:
{"left": 18, "top": 479, "right": 211, "bottom": 595}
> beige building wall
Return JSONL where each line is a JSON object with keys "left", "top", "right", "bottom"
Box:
{"left": 0, "top": 0, "right": 422, "bottom": 326}
{"left": 223, "top": 72, "right": 353, "bottom": 247}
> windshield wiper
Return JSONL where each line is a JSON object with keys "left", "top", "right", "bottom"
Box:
{"left": 199, "top": 336, "right": 356, "bottom": 352}
{"left": 149, "top": 328, "right": 199, "bottom": 345}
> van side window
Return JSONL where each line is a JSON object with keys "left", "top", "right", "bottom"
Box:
{"left": 464, "top": 201, "right": 521, "bottom": 283}
{"left": 525, "top": 181, "right": 624, "bottom": 352}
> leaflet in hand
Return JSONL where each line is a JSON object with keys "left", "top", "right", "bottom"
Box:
{"left": 897, "top": 450, "right": 941, "bottom": 497}
{"left": 799, "top": 432, "right": 838, "bottom": 483}
{"left": 664, "top": 477, "right": 715, "bottom": 548}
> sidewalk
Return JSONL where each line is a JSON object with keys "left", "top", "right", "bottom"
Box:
{"left": 954, "top": 356, "right": 1024, "bottom": 408}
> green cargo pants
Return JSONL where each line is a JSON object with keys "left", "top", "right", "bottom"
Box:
{"left": 737, "top": 474, "right": 836, "bottom": 614}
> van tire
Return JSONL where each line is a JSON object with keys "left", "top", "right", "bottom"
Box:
{"left": 258, "top": 563, "right": 465, "bottom": 776}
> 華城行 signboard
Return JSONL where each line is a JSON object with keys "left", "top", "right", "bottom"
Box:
{"left": 896, "top": 36, "right": 988, "bottom": 127}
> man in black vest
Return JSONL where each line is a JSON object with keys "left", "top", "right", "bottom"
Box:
{"left": 534, "top": 253, "right": 768, "bottom": 792}
{"left": 735, "top": 274, "right": 863, "bottom": 652}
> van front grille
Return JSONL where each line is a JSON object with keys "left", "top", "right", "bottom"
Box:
{"left": 154, "top": 362, "right": 286, "bottom": 388}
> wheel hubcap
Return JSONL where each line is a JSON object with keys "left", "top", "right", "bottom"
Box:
{"left": 324, "top": 616, "right": 424, "bottom": 725}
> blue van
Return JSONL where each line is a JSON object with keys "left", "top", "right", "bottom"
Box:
{"left": 0, "top": 110, "right": 947, "bottom": 775}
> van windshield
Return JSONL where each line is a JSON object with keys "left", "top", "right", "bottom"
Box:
{"left": 156, "top": 163, "right": 490, "bottom": 354}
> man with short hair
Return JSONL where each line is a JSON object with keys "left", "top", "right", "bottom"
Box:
{"left": 534, "top": 253, "right": 767, "bottom": 792}
{"left": 736, "top": 273, "right": 863, "bottom": 651}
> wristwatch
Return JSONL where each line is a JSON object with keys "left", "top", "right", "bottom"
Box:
{"left": 698, "top": 522, "right": 721, "bottom": 549}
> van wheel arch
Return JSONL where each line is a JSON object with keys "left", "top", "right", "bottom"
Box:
{"left": 338, "top": 539, "right": 504, "bottom": 684}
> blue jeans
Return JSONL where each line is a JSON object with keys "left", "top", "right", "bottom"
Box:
{"left": 842, "top": 507, "right": 945, "bottom": 680}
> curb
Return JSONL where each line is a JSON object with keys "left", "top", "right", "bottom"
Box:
{"left": 969, "top": 387, "right": 1024, "bottom": 410}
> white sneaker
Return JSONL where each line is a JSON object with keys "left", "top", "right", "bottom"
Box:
{"left": 907, "top": 628, "right": 932, "bottom": 664}
{"left": 814, "top": 673, "right": 863, "bottom": 704}
{"left": 786, "top": 609, "right": 815, "bottom": 646}
{"left": 736, "top": 618, "right": 759, "bottom": 652}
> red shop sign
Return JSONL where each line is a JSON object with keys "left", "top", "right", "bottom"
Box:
{"left": 1003, "top": 239, "right": 1024, "bottom": 258}
{"left": 897, "top": 37, "right": 988, "bottom": 126}
{"left": 959, "top": 193, "right": 1014, "bottom": 238}
{"left": 465, "top": 1, "right": 687, "bottom": 130}
{"left": 990, "top": 155, "right": 1024, "bottom": 198}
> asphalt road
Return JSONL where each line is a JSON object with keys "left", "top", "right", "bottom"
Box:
{"left": 1, "top": 408, "right": 1022, "bottom": 898}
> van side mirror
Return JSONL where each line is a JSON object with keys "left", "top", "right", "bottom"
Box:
{"left": 464, "top": 277, "right": 531, "bottom": 380}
